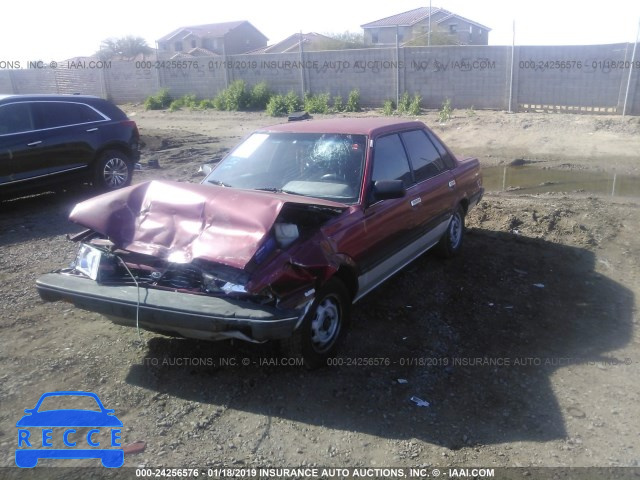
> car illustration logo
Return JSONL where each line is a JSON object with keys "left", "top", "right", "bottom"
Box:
{"left": 15, "top": 391, "right": 123, "bottom": 468}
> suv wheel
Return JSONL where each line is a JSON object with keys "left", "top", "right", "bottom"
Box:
{"left": 95, "top": 150, "right": 132, "bottom": 190}
{"left": 281, "top": 278, "right": 350, "bottom": 369}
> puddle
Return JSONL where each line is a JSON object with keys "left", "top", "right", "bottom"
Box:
{"left": 482, "top": 166, "right": 640, "bottom": 198}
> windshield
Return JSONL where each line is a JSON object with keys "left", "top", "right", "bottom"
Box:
{"left": 205, "top": 132, "right": 367, "bottom": 203}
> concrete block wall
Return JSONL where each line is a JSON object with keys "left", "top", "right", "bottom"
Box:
{"left": 403, "top": 45, "right": 510, "bottom": 109}
{"left": 1, "top": 44, "right": 639, "bottom": 115}
{"left": 515, "top": 44, "right": 632, "bottom": 111}
{"left": 227, "top": 53, "right": 302, "bottom": 95}
{"left": 299, "top": 48, "right": 397, "bottom": 106}
{"left": 104, "top": 63, "right": 159, "bottom": 103}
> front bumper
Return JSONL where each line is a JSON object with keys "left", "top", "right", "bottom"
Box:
{"left": 36, "top": 272, "right": 302, "bottom": 342}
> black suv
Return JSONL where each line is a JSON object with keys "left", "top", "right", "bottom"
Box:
{"left": 0, "top": 94, "right": 139, "bottom": 199}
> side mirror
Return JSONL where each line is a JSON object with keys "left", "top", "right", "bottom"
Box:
{"left": 372, "top": 179, "right": 405, "bottom": 201}
{"left": 198, "top": 164, "right": 214, "bottom": 176}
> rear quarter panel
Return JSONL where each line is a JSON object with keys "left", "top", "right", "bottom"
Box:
{"left": 451, "top": 156, "right": 483, "bottom": 209}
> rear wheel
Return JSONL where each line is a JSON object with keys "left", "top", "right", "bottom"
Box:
{"left": 436, "top": 205, "right": 465, "bottom": 258}
{"left": 281, "top": 278, "right": 350, "bottom": 369}
{"left": 94, "top": 150, "right": 132, "bottom": 191}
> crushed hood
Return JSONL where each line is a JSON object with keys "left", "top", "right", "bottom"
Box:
{"left": 69, "top": 180, "right": 346, "bottom": 270}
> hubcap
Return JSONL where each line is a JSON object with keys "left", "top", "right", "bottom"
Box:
{"left": 449, "top": 213, "right": 462, "bottom": 248}
{"left": 103, "top": 157, "right": 129, "bottom": 187}
{"left": 310, "top": 296, "right": 340, "bottom": 352}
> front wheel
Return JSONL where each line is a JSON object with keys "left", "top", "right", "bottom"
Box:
{"left": 281, "top": 278, "right": 350, "bottom": 369}
{"left": 436, "top": 205, "right": 465, "bottom": 258}
{"left": 94, "top": 150, "right": 133, "bottom": 191}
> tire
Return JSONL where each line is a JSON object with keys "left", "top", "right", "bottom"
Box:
{"left": 281, "top": 278, "right": 350, "bottom": 369}
{"left": 94, "top": 150, "right": 132, "bottom": 191}
{"left": 436, "top": 205, "right": 465, "bottom": 258}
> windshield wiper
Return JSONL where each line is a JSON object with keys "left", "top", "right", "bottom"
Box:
{"left": 255, "top": 187, "right": 285, "bottom": 193}
{"left": 208, "top": 179, "right": 232, "bottom": 187}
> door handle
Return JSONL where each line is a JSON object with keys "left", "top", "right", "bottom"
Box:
{"left": 27, "top": 141, "right": 42, "bottom": 147}
{"left": 410, "top": 197, "right": 422, "bottom": 207}
{"left": 86, "top": 128, "right": 98, "bottom": 132}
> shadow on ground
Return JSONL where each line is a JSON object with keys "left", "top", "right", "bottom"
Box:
{"left": 124, "top": 227, "right": 634, "bottom": 448}
{"left": 0, "top": 188, "right": 97, "bottom": 247}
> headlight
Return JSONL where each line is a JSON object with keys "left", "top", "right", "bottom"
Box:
{"left": 274, "top": 223, "right": 299, "bottom": 248}
{"left": 74, "top": 244, "right": 103, "bottom": 280}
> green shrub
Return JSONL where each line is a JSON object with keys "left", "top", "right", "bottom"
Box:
{"left": 397, "top": 91, "right": 411, "bottom": 114}
{"left": 168, "top": 93, "right": 199, "bottom": 112}
{"left": 304, "top": 92, "right": 331, "bottom": 114}
{"left": 439, "top": 98, "right": 453, "bottom": 122}
{"left": 213, "top": 80, "right": 250, "bottom": 111}
{"left": 156, "top": 89, "right": 172, "bottom": 108}
{"left": 332, "top": 95, "right": 344, "bottom": 113}
{"left": 284, "top": 91, "right": 302, "bottom": 113}
{"left": 198, "top": 98, "right": 216, "bottom": 110}
{"left": 249, "top": 81, "right": 272, "bottom": 110}
{"left": 382, "top": 99, "right": 395, "bottom": 116}
{"left": 466, "top": 105, "right": 476, "bottom": 117}
{"left": 345, "top": 89, "right": 361, "bottom": 112}
{"left": 227, "top": 80, "right": 251, "bottom": 110}
{"left": 408, "top": 93, "right": 422, "bottom": 116}
{"left": 266, "top": 94, "right": 288, "bottom": 117}
{"left": 144, "top": 88, "right": 172, "bottom": 110}
{"left": 212, "top": 93, "right": 226, "bottom": 111}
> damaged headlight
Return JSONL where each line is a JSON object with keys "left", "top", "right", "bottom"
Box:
{"left": 202, "top": 273, "right": 247, "bottom": 294}
{"left": 274, "top": 223, "right": 299, "bottom": 248}
{"left": 253, "top": 223, "right": 300, "bottom": 266}
{"left": 73, "top": 244, "right": 103, "bottom": 280}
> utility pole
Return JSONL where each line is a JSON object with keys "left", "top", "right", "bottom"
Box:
{"left": 622, "top": 18, "right": 640, "bottom": 116}
{"left": 428, "top": 0, "right": 432, "bottom": 46}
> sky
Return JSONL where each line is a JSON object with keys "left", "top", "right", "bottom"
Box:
{"left": 2, "top": 0, "right": 640, "bottom": 63}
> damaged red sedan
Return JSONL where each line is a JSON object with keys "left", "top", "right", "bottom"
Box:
{"left": 37, "top": 118, "right": 483, "bottom": 368}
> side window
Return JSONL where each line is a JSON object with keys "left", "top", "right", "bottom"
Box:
{"left": 371, "top": 134, "right": 412, "bottom": 187}
{"left": 0, "top": 103, "right": 34, "bottom": 135}
{"left": 32, "top": 102, "right": 104, "bottom": 130}
{"left": 400, "top": 129, "right": 446, "bottom": 182}
{"left": 426, "top": 130, "right": 456, "bottom": 169}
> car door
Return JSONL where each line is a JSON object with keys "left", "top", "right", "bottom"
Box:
{"left": 399, "top": 129, "right": 457, "bottom": 241}
{"left": 0, "top": 101, "right": 43, "bottom": 187}
{"left": 30, "top": 101, "right": 104, "bottom": 176}
{"left": 348, "top": 132, "right": 424, "bottom": 298}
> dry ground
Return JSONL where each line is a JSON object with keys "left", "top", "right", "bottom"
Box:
{"left": 1, "top": 108, "right": 639, "bottom": 479}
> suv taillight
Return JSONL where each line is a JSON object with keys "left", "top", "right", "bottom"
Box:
{"left": 120, "top": 120, "right": 139, "bottom": 137}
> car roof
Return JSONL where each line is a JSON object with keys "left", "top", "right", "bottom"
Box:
{"left": 259, "top": 117, "right": 429, "bottom": 137}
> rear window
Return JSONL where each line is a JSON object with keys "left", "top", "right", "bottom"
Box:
{"left": 400, "top": 129, "right": 447, "bottom": 182}
{"left": 32, "top": 102, "right": 105, "bottom": 129}
{"left": 426, "top": 130, "right": 456, "bottom": 169}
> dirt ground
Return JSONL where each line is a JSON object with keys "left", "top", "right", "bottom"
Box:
{"left": 1, "top": 108, "right": 639, "bottom": 478}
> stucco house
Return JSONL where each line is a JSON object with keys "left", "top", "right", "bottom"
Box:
{"left": 157, "top": 21, "right": 268, "bottom": 57}
{"left": 247, "top": 32, "right": 336, "bottom": 54}
{"left": 361, "top": 7, "right": 490, "bottom": 46}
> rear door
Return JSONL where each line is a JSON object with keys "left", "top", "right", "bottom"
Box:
{"left": 399, "top": 129, "right": 456, "bottom": 241}
{"left": 30, "top": 101, "right": 106, "bottom": 175}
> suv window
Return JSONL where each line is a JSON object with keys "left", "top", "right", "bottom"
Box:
{"left": 426, "top": 130, "right": 456, "bottom": 169}
{"left": 401, "top": 129, "right": 446, "bottom": 182}
{"left": 0, "top": 102, "right": 34, "bottom": 135}
{"left": 32, "top": 102, "right": 105, "bottom": 130}
{"left": 371, "top": 134, "right": 412, "bottom": 187}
